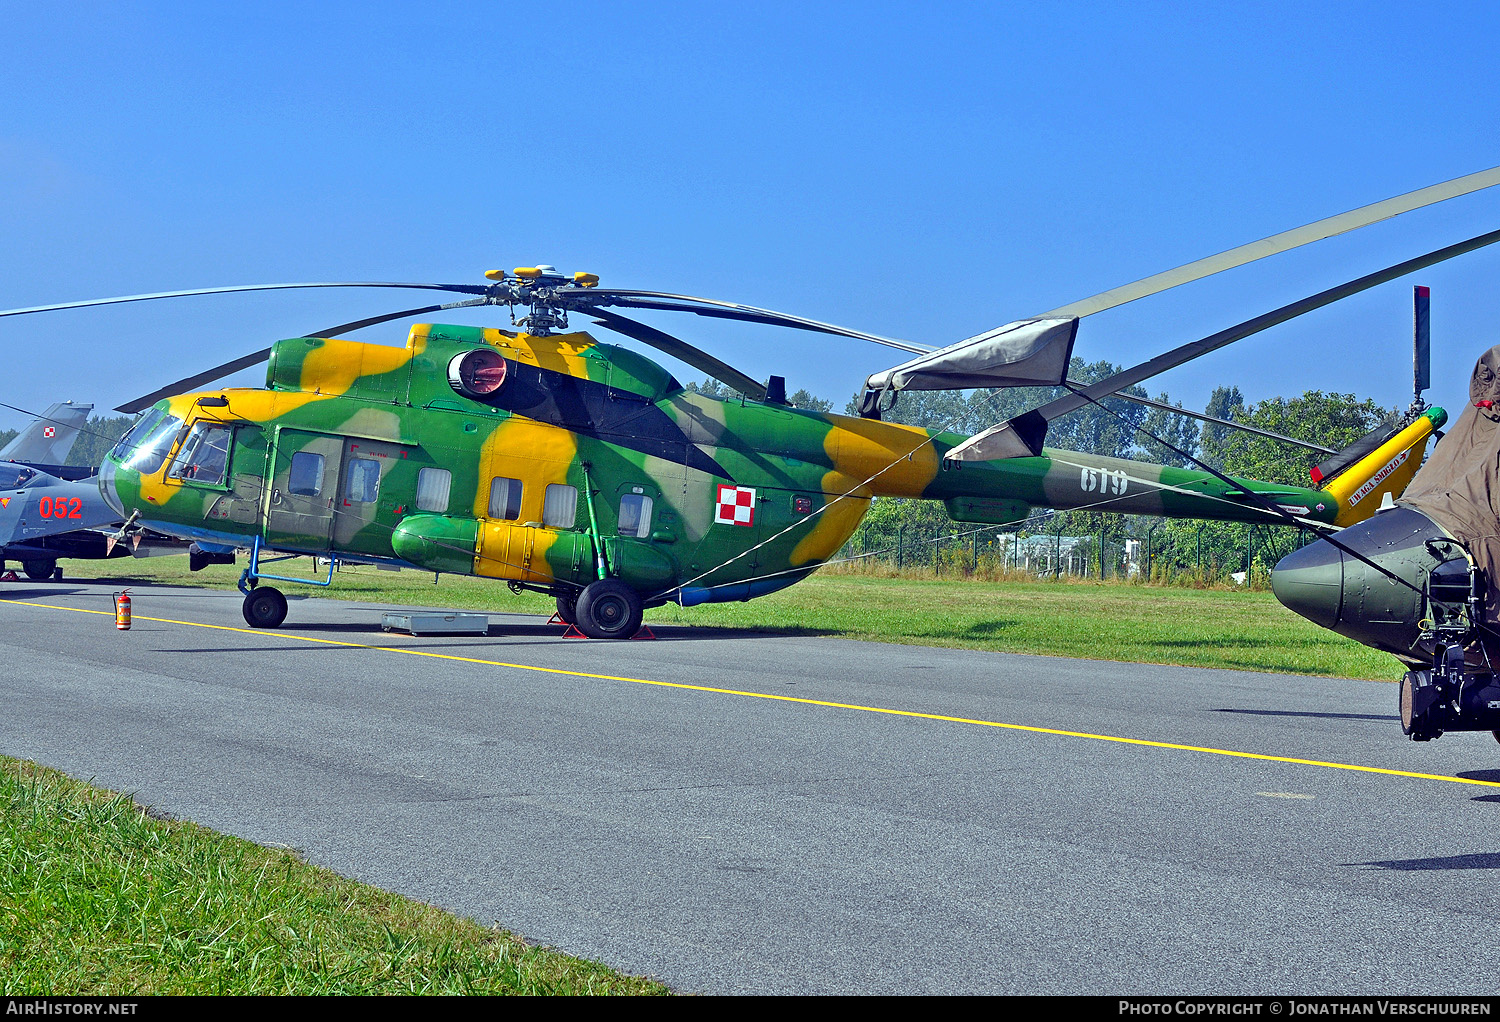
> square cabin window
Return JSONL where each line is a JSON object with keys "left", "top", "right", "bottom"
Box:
{"left": 617, "top": 493, "right": 653, "bottom": 538}
{"left": 288, "top": 452, "right": 325, "bottom": 496}
{"left": 488, "top": 476, "right": 522, "bottom": 520}
{"left": 416, "top": 467, "right": 452, "bottom": 512}
{"left": 345, "top": 458, "right": 381, "bottom": 504}
{"left": 543, "top": 483, "right": 577, "bottom": 529}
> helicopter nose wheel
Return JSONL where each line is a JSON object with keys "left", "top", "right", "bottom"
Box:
{"left": 555, "top": 593, "right": 579, "bottom": 625}
{"left": 242, "top": 586, "right": 288, "bottom": 628}
{"left": 575, "top": 579, "right": 643, "bottom": 639}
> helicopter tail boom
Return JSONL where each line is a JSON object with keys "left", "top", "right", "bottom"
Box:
{"left": 1317, "top": 408, "right": 1445, "bottom": 528}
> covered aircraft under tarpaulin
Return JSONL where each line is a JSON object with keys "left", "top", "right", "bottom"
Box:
{"left": 1273, "top": 345, "right": 1500, "bottom": 743}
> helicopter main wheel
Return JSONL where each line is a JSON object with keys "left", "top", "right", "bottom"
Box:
{"left": 575, "top": 579, "right": 643, "bottom": 640}
{"left": 555, "top": 593, "right": 578, "bottom": 625}
{"left": 22, "top": 559, "right": 56, "bottom": 581}
{"left": 242, "top": 586, "right": 288, "bottom": 628}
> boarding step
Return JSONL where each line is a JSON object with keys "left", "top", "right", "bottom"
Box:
{"left": 379, "top": 611, "right": 490, "bottom": 636}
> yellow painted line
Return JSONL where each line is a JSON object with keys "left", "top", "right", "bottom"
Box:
{"left": 5, "top": 596, "right": 1497, "bottom": 790}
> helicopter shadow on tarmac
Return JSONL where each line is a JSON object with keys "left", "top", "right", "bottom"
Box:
{"left": 149, "top": 618, "right": 840, "bottom": 659}
{"left": 1347, "top": 851, "right": 1500, "bottom": 870}
{"left": 1213, "top": 708, "right": 1396, "bottom": 724}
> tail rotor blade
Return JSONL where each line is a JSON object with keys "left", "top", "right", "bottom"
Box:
{"left": 1414, "top": 285, "right": 1431, "bottom": 401}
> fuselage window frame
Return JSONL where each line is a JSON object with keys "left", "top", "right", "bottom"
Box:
{"left": 488, "top": 476, "right": 522, "bottom": 521}
{"left": 417, "top": 467, "right": 452, "bottom": 513}
{"left": 345, "top": 457, "right": 382, "bottom": 504}
{"left": 617, "top": 493, "right": 654, "bottom": 538}
{"left": 288, "top": 451, "right": 326, "bottom": 497}
{"left": 166, "top": 423, "right": 233, "bottom": 487}
{"left": 543, "top": 483, "right": 578, "bottom": 529}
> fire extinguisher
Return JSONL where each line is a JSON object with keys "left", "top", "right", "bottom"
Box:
{"left": 113, "top": 589, "right": 131, "bottom": 631}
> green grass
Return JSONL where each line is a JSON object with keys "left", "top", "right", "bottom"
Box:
{"left": 73, "top": 554, "right": 1402, "bottom": 680}
{"left": 0, "top": 758, "right": 670, "bottom": 995}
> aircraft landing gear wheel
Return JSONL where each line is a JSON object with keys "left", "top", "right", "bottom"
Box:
{"left": 242, "top": 586, "right": 288, "bottom": 628}
{"left": 575, "top": 579, "right": 643, "bottom": 639}
{"left": 556, "top": 593, "right": 578, "bottom": 625}
{"left": 22, "top": 559, "right": 56, "bottom": 581}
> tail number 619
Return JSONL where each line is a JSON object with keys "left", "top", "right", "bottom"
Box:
{"left": 38, "top": 496, "right": 82, "bottom": 519}
{"left": 1080, "top": 467, "right": 1129, "bottom": 496}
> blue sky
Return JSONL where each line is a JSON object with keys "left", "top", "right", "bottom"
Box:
{"left": 3, "top": 1, "right": 1498, "bottom": 435}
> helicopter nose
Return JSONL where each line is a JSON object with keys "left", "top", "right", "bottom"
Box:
{"left": 1270, "top": 538, "right": 1344, "bottom": 629}
{"left": 98, "top": 458, "right": 124, "bottom": 517}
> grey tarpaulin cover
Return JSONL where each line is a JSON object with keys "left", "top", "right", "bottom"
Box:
{"left": 1401, "top": 345, "right": 1500, "bottom": 631}
{"left": 863, "top": 317, "right": 1078, "bottom": 393}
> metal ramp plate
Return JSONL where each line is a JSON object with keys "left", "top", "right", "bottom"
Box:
{"left": 380, "top": 611, "right": 490, "bottom": 636}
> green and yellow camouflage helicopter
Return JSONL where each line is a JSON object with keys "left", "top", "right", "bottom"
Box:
{"left": 4, "top": 170, "right": 1498, "bottom": 637}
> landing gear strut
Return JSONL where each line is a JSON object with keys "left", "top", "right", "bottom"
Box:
{"left": 235, "top": 536, "right": 337, "bottom": 628}
{"left": 242, "top": 586, "right": 288, "bottom": 628}
{"left": 575, "top": 579, "right": 643, "bottom": 639}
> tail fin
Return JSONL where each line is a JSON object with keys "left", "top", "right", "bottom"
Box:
{"left": 0, "top": 401, "right": 93, "bottom": 466}
{"left": 1322, "top": 408, "right": 1446, "bottom": 527}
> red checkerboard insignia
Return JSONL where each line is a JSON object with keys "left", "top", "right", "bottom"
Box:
{"left": 715, "top": 484, "right": 756, "bottom": 526}
{"left": 43, "top": 426, "right": 55, "bottom": 438}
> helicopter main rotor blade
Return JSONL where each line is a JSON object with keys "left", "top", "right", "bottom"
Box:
{"left": 1040, "top": 166, "right": 1500, "bottom": 320}
{"left": 1094, "top": 387, "right": 1336, "bottom": 454}
{"left": 0, "top": 281, "right": 490, "bottom": 320}
{"left": 115, "top": 348, "right": 276, "bottom": 414}
{"left": 583, "top": 289, "right": 931, "bottom": 354}
{"left": 586, "top": 309, "right": 769, "bottom": 402}
{"left": 112, "top": 298, "right": 492, "bottom": 414}
{"left": 308, "top": 297, "right": 490, "bottom": 338}
{"left": 951, "top": 224, "right": 1500, "bottom": 461}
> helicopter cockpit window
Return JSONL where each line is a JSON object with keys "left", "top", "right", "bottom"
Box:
{"left": 288, "top": 452, "right": 325, "bottom": 496}
{"left": 0, "top": 464, "right": 37, "bottom": 491}
{"left": 617, "top": 493, "right": 653, "bottom": 537}
{"left": 111, "top": 407, "right": 164, "bottom": 462}
{"left": 417, "top": 468, "right": 452, "bottom": 513}
{"left": 167, "top": 424, "right": 232, "bottom": 485}
{"left": 543, "top": 484, "right": 577, "bottom": 529}
{"left": 488, "top": 477, "right": 522, "bottom": 520}
{"left": 345, "top": 458, "right": 381, "bottom": 504}
{"left": 116, "top": 411, "right": 184, "bottom": 476}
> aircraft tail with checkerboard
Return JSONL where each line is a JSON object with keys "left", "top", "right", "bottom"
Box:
{"left": 0, "top": 401, "right": 92, "bottom": 468}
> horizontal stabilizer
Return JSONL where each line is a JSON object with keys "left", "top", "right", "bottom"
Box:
{"left": 1309, "top": 422, "right": 1403, "bottom": 485}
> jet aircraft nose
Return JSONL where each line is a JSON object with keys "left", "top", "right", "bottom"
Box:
{"left": 98, "top": 458, "right": 124, "bottom": 517}
{"left": 1270, "top": 538, "right": 1343, "bottom": 629}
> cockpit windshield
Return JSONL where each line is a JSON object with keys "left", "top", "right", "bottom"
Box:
{"left": 0, "top": 463, "right": 38, "bottom": 491}
{"left": 112, "top": 408, "right": 184, "bottom": 476}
